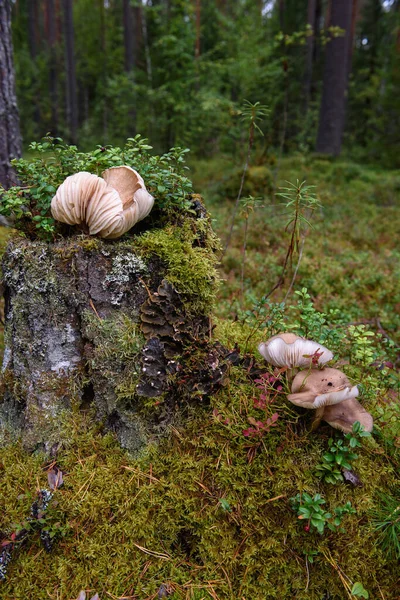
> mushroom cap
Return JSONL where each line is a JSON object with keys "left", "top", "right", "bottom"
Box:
{"left": 288, "top": 367, "right": 359, "bottom": 409}
{"left": 320, "top": 397, "right": 373, "bottom": 433}
{"left": 51, "top": 166, "right": 154, "bottom": 239}
{"left": 258, "top": 333, "right": 333, "bottom": 369}
{"left": 102, "top": 165, "right": 144, "bottom": 206}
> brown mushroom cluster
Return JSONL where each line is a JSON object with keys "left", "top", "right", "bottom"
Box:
{"left": 258, "top": 333, "right": 373, "bottom": 434}
{"left": 51, "top": 165, "right": 154, "bottom": 239}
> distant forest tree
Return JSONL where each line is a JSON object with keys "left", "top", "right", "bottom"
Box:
{"left": 0, "top": 0, "right": 22, "bottom": 189}
{"left": 6, "top": 0, "right": 400, "bottom": 166}
{"left": 316, "top": 0, "right": 354, "bottom": 155}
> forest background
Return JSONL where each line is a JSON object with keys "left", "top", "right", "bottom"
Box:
{"left": 6, "top": 0, "right": 400, "bottom": 167}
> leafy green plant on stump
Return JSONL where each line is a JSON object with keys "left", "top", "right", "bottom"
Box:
{"left": 0, "top": 135, "right": 194, "bottom": 239}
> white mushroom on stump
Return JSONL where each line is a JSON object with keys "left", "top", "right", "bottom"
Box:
{"left": 51, "top": 165, "right": 154, "bottom": 239}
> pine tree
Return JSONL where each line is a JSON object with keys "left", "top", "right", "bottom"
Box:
{"left": 0, "top": 0, "right": 22, "bottom": 188}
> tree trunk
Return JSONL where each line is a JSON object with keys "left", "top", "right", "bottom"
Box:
{"left": 0, "top": 207, "right": 228, "bottom": 453}
{"left": 304, "top": 0, "right": 317, "bottom": 114}
{"left": 62, "top": 0, "right": 78, "bottom": 144}
{"left": 123, "top": 0, "right": 137, "bottom": 135}
{"left": 47, "top": 0, "right": 59, "bottom": 136}
{"left": 0, "top": 0, "right": 22, "bottom": 189}
{"left": 316, "top": 0, "right": 353, "bottom": 155}
{"left": 195, "top": 0, "right": 201, "bottom": 60}
{"left": 28, "top": 0, "right": 41, "bottom": 130}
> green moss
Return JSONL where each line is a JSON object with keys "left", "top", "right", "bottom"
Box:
{"left": 134, "top": 220, "right": 220, "bottom": 314}
{"left": 82, "top": 310, "right": 144, "bottom": 404}
{"left": 0, "top": 366, "right": 399, "bottom": 599}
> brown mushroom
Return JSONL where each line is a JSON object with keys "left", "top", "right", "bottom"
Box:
{"left": 288, "top": 367, "right": 373, "bottom": 433}
{"left": 51, "top": 166, "right": 154, "bottom": 239}
{"left": 258, "top": 332, "right": 333, "bottom": 369}
{"left": 288, "top": 367, "right": 359, "bottom": 409}
{"left": 315, "top": 398, "right": 373, "bottom": 434}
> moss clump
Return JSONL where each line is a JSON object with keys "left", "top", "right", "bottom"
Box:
{"left": 0, "top": 362, "right": 399, "bottom": 599}
{"left": 134, "top": 219, "right": 220, "bottom": 314}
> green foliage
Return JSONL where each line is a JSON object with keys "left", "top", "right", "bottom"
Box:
{"left": 348, "top": 325, "right": 376, "bottom": 367}
{"left": 316, "top": 423, "right": 371, "bottom": 485}
{"left": 370, "top": 491, "right": 400, "bottom": 561}
{"left": 0, "top": 136, "right": 193, "bottom": 239}
{"left": 290, "top": 493, "right": 356, "bottom": 535}
{"left": 351, "top": 582, "right": 369, "bottom": 599}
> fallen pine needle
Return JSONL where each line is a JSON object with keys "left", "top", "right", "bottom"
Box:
{"left": 133, "top": 543, "right": 170, "bottom": 560}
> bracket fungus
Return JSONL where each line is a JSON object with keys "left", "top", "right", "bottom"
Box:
{"left": 51, "top": 166, "right": 154, "bottom": 239}
{"left": 288, "top": 367, "right": 373, "bottom": 433}
{"left": 258, "top": 333, "right": 333, "bottom": 369}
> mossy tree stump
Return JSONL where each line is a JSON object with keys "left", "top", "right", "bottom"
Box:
{"left": 0, "top": 204, "right": 227, "bottom": 452}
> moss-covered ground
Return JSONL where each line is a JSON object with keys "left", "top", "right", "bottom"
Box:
{"left": 0, "top": 156, "right": 400, "bottom": 599}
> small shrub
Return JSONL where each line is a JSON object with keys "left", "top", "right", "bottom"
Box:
{"left": 0, "top": 135, "right": 194, "bottom": 239}
{"left": 290, "top": 493, "right": 356, "bottom": 535}
{"left": 315, "top": 422, "right": 371, "bottom": 484}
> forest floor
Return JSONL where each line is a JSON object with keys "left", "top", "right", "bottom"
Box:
{"left": 190, "top": 154, "right": 400, "bottom": 346}
{"left": 0, "top": 156, "right": 399, "bottom": 600}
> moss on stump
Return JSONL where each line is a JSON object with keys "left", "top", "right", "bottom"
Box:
{"left": 0, "top": 201, "right": 223, "bottom": 453}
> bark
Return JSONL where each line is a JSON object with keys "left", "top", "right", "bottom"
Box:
{"left": 47, "top": 0, "right": 59, "bottom": 135}
{"left": 98, "top": 0, "right": 108, "bottom": 139}
{"left": 62, "top": 0, "right": 78, "bottom": 144}
{"left": 347, "top": 0, "right": 360, "bottom": 80}
{"left": 304, "top": 0, "right": 317, "bottom": 113}
{"left": 0, "top": 0, "right": 22, "bottom": 189}
{"left": 316, "top": 0, "right": 353, "bottom": 155}
{"left": 0, "top": 207, "right": 227, "bottom": 454}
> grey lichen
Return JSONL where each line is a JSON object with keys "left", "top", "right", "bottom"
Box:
{"left": 103, "top": 253, "right": 147, "bottom": 306}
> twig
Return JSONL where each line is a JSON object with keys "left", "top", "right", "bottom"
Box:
{"left": 284, "top": 234, "right": 306, "bottom": 302}
{"left": 89, "top": 299, "right": 101, "bottom": 320}
{"left": 305, "top": 556, "right": 310, "bottom": 591}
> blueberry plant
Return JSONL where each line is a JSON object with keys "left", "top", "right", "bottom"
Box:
{"left": 0, "top": 135, "right": 194, "bottom": 239}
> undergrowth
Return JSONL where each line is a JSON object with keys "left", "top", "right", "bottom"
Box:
{"left": 0, "top": 153, "right": 399, "bottom": 598}
{"left": 0, "top": 365, "right": 399, "bottom": 599}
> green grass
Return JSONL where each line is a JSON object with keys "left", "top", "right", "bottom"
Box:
{"left": 190, "top": 155, "right": 400, "bottom": 343}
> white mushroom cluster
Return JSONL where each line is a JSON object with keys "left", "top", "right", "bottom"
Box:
{"left": 51, "top": 165, "right": 154, "bottom": 239}
{"left": 258, "top": 332, "right": 373, "bottom": 434}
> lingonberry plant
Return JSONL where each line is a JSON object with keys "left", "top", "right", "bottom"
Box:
{"left": 291, "top": 493, "right": 356, "bottom": 535}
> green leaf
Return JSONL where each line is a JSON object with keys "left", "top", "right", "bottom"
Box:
{"left": 219, "top": 498, "right": 231, "bottom": 512}
{"left": 351, "top": 582, "right": 369, "bottom": 598}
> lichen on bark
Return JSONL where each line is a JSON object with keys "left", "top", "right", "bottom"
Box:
{"left": 0, "top": 200, "right": 225, "bottom": 453}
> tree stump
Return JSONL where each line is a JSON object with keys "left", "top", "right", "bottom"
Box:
{"left": 0, "top": 204, "right": 228, "bottom": 453}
